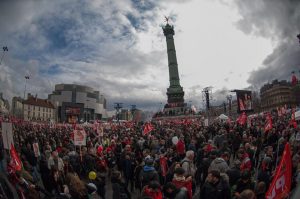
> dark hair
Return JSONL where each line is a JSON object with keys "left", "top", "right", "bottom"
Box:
{"left": 174, "top": 167, "right": 185, "bottom": 175}
{"left": 241, "top": 171, "right": 251, "bottom": 180}
{"left": 209, "top": 170, "right": 220, "bottom": 179}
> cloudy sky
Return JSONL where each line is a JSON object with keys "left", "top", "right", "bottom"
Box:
{"left": 0, "top": 0, "right": 299, "bottom": 111}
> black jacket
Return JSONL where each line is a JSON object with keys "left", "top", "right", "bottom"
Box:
{"left": 200, "top": 179, "right": 231, "bottom": 199}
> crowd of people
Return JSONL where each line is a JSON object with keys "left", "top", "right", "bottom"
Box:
{"left": 0, "top": 108, "right": 300, "bottom": 199}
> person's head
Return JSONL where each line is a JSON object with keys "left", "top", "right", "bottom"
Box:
{"left": 186, "top": 150, "right": 194, "bottom": 161}
{"left": 145, "top": 157, "right": 154, "bottom": 166}
{"left": 240, "top": 189, "right": 256, "bottom": 199}
{"left": 245, "top": 143, "right": 251, "bottom": 150}
{"left": 241, "top": 171, "right": 251, "bottom": 182}
{"left": 163, "top": 182, "right": 178, "bottom": 197}
{"left": 111, "top": 170, "right": 122, "bottom": 182}
{"left": 207, "top": 170, "right": 220, "bottom": 184}
{"left": 52, "top": 150, "right": 58, "bottom": 158}
{"left": 255, "top": 181, "right": 266, "bottom": 194}
{"left": 237, "top": 149, "right": 245, "bottom": 159}
{"left": 174, "top": 167, "right": 185, "bottom": 177}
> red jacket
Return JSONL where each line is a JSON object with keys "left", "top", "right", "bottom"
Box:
{"left": 176, "top": 140, "right": 185, "bottom": 155}
{"left": 172, "top": 178, "right": 192, "bottom": 199}
{"left": 240, "top": 153, "right": 252, "bottom": 172}
{"left": 142, "top": 187, "right": 163, "bottom": 199}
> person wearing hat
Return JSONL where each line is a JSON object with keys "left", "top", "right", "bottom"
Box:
{"left": 139, "top": 157, "right": 160, "bottom": 188}
{"left": 200, "top": 170, "right": 231, "bottom": 199}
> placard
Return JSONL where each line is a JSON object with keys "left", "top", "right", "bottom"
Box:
{"left": 74, "top": 130, "right": 86, "bottom": 146}
{"left": 1, "top": 122, "right": 14, "bottom": 149}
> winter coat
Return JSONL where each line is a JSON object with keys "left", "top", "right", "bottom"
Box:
{"left": 112, "top": 180, "right": 131, "bottom": 199}
{"left": 200, "top": 179, "right": 231, "bottom": 199}
{"left": 172, "top": 175, "right": 192, "bottom": 199}
{"left": 139, "top": 165, "right": 159, "bottom": 187}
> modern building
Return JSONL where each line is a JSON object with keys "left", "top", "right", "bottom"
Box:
{"left": 260, "top": 80, "right": 299, "bottom": 111}
{"left": 23, "top": 94, "right": 55, "bottom": 122}
{"left": 12, "top": 97, "right": 24, "bottom": 118}
{"left": 48, "top": 84, "right": 107, "bottom": 123}
{"left": 0, "top": 93, "right": 10, "bottom": 116}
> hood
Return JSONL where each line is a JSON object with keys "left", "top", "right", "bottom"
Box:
{"left": 214, "top": 158, "right": 226, "bottom": 164}
{"left": 143, "top": 165, "right": 155, "bottom": 172}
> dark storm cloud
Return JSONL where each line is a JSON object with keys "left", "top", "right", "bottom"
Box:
{"left": 232, "top": 0, "right": 300, "bottom": 88}
{"left": 0, "top": 0, "right": 170, "bottom": 109}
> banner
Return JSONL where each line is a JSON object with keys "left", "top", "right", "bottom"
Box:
{"left": 33, "top": 143, "right": 40, "bottom": 157}
{"left": 204, "top": 119, "right": 209, "bottom": 127}
{"left": 74, "top": 130, "right": 87, "bottom": 146}
{"left": 266, "top": 143, "right": 292, "bottom": 199}
{"left": 1, "top": 122, "right": 14, "bottom": 149}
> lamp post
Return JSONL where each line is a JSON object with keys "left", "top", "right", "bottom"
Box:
{"left": 0, "top": 46, "right": 8, "bottom": 65}
{"left": 130, "top": 104, "right": 136, "bottom": 121}
{"left": 24, "top": 76, "right": 30, "bottom": 99}
{"left": 226, "top": 95, "right": 232, "bottom": 117}
{"left": 85, "top": 99, "right": 89, "bottom": 123}
{"left": 114, "top": 103, "right": 123, "bottom": 123}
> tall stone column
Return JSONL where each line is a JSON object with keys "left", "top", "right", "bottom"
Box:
{"left": 163, "top": 23, "right": 185, "bottom": 106}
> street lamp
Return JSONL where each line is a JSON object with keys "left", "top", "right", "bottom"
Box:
{"left": 85, "top": 99, "right": 89, "bottom": 122}
{"left": 0, "top": 46, "right": 8, "bottom": 65}
{"left": 226, "top": 95, "right": 232, "bottom": 116}
{"left": 114, "top": 103, "right": 123, "bottom": 123}
{"left": 24, "top": 76, "right": 30, "bottom": 99}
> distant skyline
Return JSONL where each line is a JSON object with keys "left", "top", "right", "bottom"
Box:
{"left": 0, "top": 0, "right": 299, "bottom": 111}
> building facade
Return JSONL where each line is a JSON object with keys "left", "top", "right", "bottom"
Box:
{"left": 12, "top": 97, "right": 24, "bottom": 118}
{"left": 260, "top": 80, "right": 299, "bottom": 111}
{"left": 48, "top": 84, "right": 107, "bottom": 123}
{"left": 23, "top": 94, "right": 55, "bottom": 121}
{"left": 0, "top": 93, "right": 10, "bottom": 116}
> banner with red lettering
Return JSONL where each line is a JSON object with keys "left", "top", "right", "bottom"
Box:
{"left": 266, "top": 143, "right": 292, "bottom": 199}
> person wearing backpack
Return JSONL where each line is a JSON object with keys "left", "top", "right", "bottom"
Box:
{"left": 181, "top": 150, "right": 196, "bottom": 195}
{"left": 200, "top": 170, "right": 231, "bottom": 199}
{"left": 139, "top": 157, "right": 160, "bottom": 189}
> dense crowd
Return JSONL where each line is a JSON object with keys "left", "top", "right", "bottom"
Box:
{"left": 0, "top": 108, "right": 300, "bottom": 199}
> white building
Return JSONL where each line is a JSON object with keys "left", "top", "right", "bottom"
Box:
{"left": 23, "top": 94, "right": 55, "bottom": 122}
{"left": 0, "top": 93, "right": 10, "bottom": 116}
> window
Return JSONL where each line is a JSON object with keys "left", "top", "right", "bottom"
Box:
{"left": 39, "top": 107, "right": 40, "bottom": 111}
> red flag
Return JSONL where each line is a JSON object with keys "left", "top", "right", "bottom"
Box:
{"left": 289, "top": 108, "right": 297, "bottom": 129}
{"left": 266, "top": 143, "right": 292, "bottom": 199}
{"left": 265, "top": 113, "right": 273, "bottom": 132}
{"left": 143, "top": 123, "right": 154, "bottom": 135}
{"left": 237, "top": 112, "right": 247, "bottom": 125}
{"left": 10, "top": 144, "right": 22, "bottom": 171}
